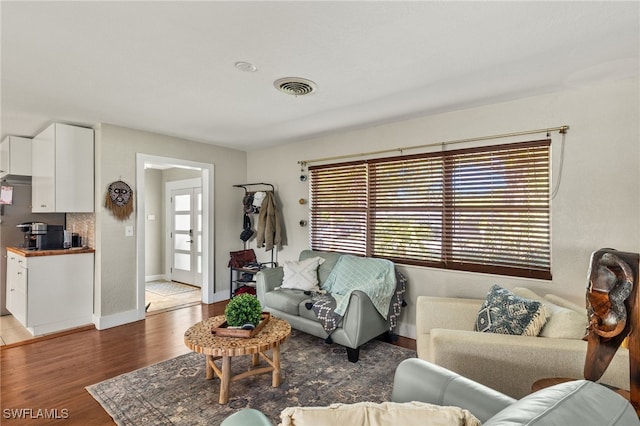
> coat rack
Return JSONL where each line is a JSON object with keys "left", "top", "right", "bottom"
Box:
{"left": 233, "top": 182, "right": 274, "bottom": 194}
{"left": 233, "top": 182, "right": 276, "bottom": 266}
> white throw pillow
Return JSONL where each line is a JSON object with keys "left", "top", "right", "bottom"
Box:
{"left": 281, "top": 257, "right": 325, "bottom": 291}
{"left": 544, "top": 293, "right": 588, "bottom": 317}
{"left": 279, "top": 401, "right": 480, "bottom": 426}
{"left": 542, "top": 294, "right": 588, "bottom": 339}
{"left": 513, "top": 288, "right": 587, "bottom": 339}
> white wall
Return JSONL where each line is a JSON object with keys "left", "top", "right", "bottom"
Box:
{"left": 246, "top": 77, "right": 640, "bottom": 338}
{"left": 144, "top": 168, "right": 163, "bottom": 279}
{"left": 95, "top": 124, "right": 247, "bottom": 324}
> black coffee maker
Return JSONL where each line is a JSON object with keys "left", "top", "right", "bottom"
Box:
{"left": 16, "top": 222, "right": 67, "bottom": 250}
{"left": 17, "top": 222, "right": 47, "bottom": 250}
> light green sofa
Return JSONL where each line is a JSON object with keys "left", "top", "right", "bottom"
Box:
{"left": 416, "top": 289, "right": 630, "bottom": 398}
{"left": 256, "top": 250, "right": 393, "bottom": 362}
{"left": 221, "top": 358, "right": 640, "bottom": 426}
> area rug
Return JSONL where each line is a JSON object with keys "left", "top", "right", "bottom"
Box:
{"left": 145, "top": 281, "right": 198, "bottom": 296}
{"left": 86, "top": 329, "right": 416, "bottom": 425}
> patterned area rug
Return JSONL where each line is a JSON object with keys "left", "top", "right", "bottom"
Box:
{"left": 145, "top": 281, "right": 198, "bottom": 296}
{"left": 86, "top": 329, "right": 416, "bottom": 425}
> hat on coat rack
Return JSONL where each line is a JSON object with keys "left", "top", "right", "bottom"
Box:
{"left": 240, "top": 213, "right": 254, "bottom": 241}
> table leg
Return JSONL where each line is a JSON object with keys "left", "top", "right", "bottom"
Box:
{"left": 205, "top": 355, "right": 214, "bottom": 380}
{"left": 252, "top": 353, "right": 259, "bottom": 366}
{"left": 272, "top": 343, "right": 281, "bottom": 387}
{"left": 219, "top": 356, "right": 231, "bottom": 404}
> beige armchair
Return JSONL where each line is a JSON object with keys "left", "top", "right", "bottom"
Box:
{"left": 415, "top": 291, "right": 630, "bottom": 398}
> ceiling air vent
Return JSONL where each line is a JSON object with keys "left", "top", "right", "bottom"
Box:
{"left": 274, "top": 77, "right": 317, "bottom": 96}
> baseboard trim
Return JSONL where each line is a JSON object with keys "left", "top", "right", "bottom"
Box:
{"left": 210, "top": 291, "right": 229, "bottom": 303}
{"left": 146, "top": 274, "right": 168, "bottom": 282}
{"left": 397, "top": 321, "right": 416, "bottom": 340}
{"left": 94, "top": 308, "right": 143, "bottom": 330}
{"left": 0, "top": 324, "right": 95, "bottom": 350}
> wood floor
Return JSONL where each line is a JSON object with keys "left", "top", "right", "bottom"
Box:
{"left": 0, "top": 302, "right": 416, "bottom": 425}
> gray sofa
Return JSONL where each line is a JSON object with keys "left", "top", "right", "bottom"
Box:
{"left": 256, "top": 250, "right": 395, "bottom": 362}
{"left": 221, "top": 357, "right": 640, "bottom": 425}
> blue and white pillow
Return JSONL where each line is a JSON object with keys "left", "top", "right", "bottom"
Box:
{"left": 475, "top": 285, "right": 547, "bottom": 336}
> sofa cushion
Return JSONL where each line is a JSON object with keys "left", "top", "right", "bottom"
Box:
{"left": 299, "top": 300, "right": 318, "bottom": 320}
{"left": 280, "top": 401, "right": 480, "bottom": 426}
{"left": 475, "top": 285, "right": 547, "bottom": 336}
{"left": 512, "top": 288, "right": 587, "bottom": 339}
{"left": 511, "top": 287, "right": 543, "bottom": 301}
{"left": 281, "top": 256, "right": 325, "bottom": 291}
{"left": 544, "top": 293, "right": 588, "bottom": 317}
{"left": 537, "top": 298, "right": 587, "bottom": 339}
{"left": 299, "top": 250, "right": 342, "bottom": 286}
{"left": 484, "top": 380, "right": 640, "bottom": 426}
{"left": 264, "top": 289, "right": 312, "bottom": 316}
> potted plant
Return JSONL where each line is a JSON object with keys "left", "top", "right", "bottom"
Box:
{"left": 225, "top": 294, "right": 263, "bottom": 328}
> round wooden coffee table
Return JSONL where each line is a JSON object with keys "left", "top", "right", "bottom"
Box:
{"left": 184, "top": 315, "right": 291, "bottom": 404}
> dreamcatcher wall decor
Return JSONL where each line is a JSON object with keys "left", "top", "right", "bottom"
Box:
{"left": 105, "top": 180, "right": 134, "bottom": 221}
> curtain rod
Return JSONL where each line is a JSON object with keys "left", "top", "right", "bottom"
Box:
{"left": 298, "top": 125, "right": 569, "bottom": 166}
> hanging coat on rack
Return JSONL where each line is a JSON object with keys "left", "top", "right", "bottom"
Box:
{"left": 256, "top": 191, "right": 282, "bottom": 251}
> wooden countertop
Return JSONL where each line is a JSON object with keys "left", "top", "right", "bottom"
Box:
{"left": 7, "top": 247, "right": 95, "bottom": 257}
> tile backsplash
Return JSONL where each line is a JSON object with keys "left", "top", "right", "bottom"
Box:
{"left": 66, "top": 213, "right": 95, "bottom": 248}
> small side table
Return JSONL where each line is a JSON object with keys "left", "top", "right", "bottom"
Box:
{"left": 184, "top": 315, "right": 291, "bottom": 404}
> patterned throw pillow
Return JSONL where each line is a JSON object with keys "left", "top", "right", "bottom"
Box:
{"left": 281, "top": 257, "right": 325, "bottom": 291}
{"left": 475, "top": 285, "right": 547, "bottom": 336}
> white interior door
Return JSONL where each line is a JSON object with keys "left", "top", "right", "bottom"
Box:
{"left": 170, "top": 187, "right": 202, "bottom": 286}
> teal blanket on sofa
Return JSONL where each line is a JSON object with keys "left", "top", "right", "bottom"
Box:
{"left": 321, "top": 255, "right": 397, "bottom": 318}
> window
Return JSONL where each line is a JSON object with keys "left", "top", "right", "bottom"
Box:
{"left": 309, "top": 140, "right": 551, "bottom": 279}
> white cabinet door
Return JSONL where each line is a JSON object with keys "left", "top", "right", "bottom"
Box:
{"left": 55, "top": 124, "right": 94, "bottom": 212}
{"left": 0, "top": 136, "right": 32, "bottom": 178}
{"left": 32, "top": 123, "right": 94, "bottom": 213}
{"left": 24, "top": 252, "right": 94, "bottom": 335}
{"left": 32, "top": 125, "right": 56, "bottom": 212}
{"left": 6, "top": 253, "right": 27, "bottom": 326}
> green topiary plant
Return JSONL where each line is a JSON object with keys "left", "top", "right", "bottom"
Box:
{"left": 225, "top": 294, "right": 262, "bottom": 327}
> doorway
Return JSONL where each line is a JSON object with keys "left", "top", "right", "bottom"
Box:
{"left": 168, "top": 181, "right": 202, "bottom": 286}
{"left": 135, "top": 154, "right": 215, "bottom": 319}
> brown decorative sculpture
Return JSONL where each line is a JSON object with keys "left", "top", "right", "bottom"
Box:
{"left": 584, "top": 248, "right": 639, "bottom": 414}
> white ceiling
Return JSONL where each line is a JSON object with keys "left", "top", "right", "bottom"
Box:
{"left": 1, "top": 1, "right": 638, "bottom": 151}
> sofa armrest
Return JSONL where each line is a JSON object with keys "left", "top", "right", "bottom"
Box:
{"left": 416, "top": 296, "right": 482, "bottom": 360}
{"left": 485, "top": 380, "right": 640, "bottom": 426}
{"left": 220, "top": 408, "right": 273, "bottom": 426}
{"left": 340, "top": 290, "right": 390, "bottom": 348}
{"left": 256, "top": 267, "right": 284, "bottom": 306}
{"left": 416, "top": 296, "right": 482, "bottom": 335}
{"left": 427, "top": 328, "right": 630, "bottom": 398}
{"left": 391, "top": 358, "right": 515, "bottom": 423}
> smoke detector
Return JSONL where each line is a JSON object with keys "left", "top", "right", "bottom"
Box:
{"left": 274, "top": 77, "right": 317, "bottom": 96}
{"left": 235, "top": 61, "right": 257, "bottom": 72}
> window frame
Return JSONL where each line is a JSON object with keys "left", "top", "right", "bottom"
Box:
{"left": 309, "top": 139, "right": 552, "bottom": 280}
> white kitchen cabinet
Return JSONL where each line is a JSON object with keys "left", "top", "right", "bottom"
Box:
{"left": 5, "top": 249, "right": 94, "bottom": 336}
{"left": 0, "top": 136, "right": 32, "bottom": 178}
{"left": 32, "top": 123, "right": 94, "bottom": 212}
{"left": 6, "top": 252, "right": 27, "bottom": 325}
